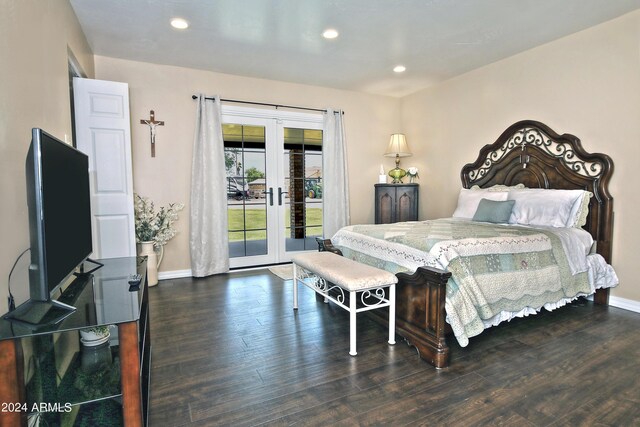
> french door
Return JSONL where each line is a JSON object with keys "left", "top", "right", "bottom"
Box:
{"left": 222, "top": 107, "right": 323, "bottom": 268}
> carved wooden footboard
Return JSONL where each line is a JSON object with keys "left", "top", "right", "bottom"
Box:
{"left": 318, "top": 120, "right": 615, "bottom": 369}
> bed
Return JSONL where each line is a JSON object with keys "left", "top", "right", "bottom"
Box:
{"left": 319, "top": 120, "right": 617, "bottom": 368}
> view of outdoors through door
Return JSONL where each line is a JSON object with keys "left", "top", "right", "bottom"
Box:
{"left": 223, "top": 122, "right": 323, "bottom": 264}
{"left": 284, "top": 127, "right": 323, "bottom": 251}
{"left": 223, "top": 124, "right": 268, "bottom": 258}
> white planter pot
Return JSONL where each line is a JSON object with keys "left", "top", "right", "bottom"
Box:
{"left": 138, "top": 241, "right": 158, "bottom": 286}
{"left": 79, "top": 329, "right": 110, "bottom": 347}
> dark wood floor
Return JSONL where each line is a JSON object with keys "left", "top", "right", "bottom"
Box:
{"left": 148, "top": 270, "right": 640, "bottom": 426}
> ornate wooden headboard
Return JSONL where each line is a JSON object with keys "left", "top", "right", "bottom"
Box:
{"left": 460, "top": 120, "right": 614, "bottom": 264}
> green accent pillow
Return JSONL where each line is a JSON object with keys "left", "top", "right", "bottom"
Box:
{"left": 472, "top": 199, "right": 516, "bottom": 224}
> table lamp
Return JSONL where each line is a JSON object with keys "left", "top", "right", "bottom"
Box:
{"left": 384, "top": 133, "right": 412, "bottom": 183}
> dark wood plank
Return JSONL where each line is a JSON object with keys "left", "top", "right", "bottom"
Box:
{"left": 148, "top": 270, "right": 640, "bottom": 426}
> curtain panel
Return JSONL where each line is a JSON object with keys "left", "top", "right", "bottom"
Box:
{"left": 190, "top": 95, "right": 229, "bottom": 276}
{"left": 322, "top": 109, "right": 350, "bottom": 238}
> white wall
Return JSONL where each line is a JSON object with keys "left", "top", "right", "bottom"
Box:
{"left": 0, "top": 0, "right": 94, "bottom": 309}
{"left": 401, "top": 11, "right": 640, "bottom": 303}
{"left": 3, "top": 1, "right": 636, "bottom": 309}
{"left": 94, "top": 56, "right": 402, "bottom": 273}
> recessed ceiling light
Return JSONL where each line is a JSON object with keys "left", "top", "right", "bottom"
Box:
{"left": 393, "top": 65, "right": 406, "bottom": 73}
{"left": 322, "top": 28, "right": 339, "bottom": 39}
{"left": 171, "top": 18, "right": 189, "bottom": 30}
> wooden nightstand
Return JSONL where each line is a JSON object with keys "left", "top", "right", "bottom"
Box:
{"left": 374, "top": 183, "right": 419, "bottom": 224}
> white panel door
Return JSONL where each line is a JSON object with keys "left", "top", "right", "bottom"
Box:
{"left": 73, "top": 77, "right": 136, "bottom": 259}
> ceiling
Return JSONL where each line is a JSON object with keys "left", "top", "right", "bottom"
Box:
{"left": 70, "top": 0, "right": 640, "bottom": 98}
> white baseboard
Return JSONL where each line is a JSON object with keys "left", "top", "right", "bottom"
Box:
{"left": 609, "top": 296, "right": 640, "bottom": 314}
{"left": 157, "top": 265, "right": 279, "bottom": 281}
{"left": 158, "top": 269, "right": 192, "bottom": 280}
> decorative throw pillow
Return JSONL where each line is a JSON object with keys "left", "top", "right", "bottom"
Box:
{"left": 472, "top": 199, "right": 516, "bottom": 223}
{"left": 452, "top": 188, "right": 508, "bottom": 219}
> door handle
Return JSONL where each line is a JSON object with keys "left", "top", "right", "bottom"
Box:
{"left": 265, "top": 187, "right": 274, "bottom": 206}
{"left": 278, "top": 187, "right": 288, "bottom": 206}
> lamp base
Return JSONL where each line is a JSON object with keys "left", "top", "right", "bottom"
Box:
{"left": 388, "top": 167, "right": 407, "bottom": 184}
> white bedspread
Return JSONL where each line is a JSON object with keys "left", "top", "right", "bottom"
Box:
{"left": 331, "top": 218, "right": 618, "bottom": 346}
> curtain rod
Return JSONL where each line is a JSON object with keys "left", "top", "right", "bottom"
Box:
{"left": 191, "top": 95, "right": 343, "bottom": 114}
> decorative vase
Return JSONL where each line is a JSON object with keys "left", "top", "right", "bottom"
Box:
{"left": 138, "top": 241, "right": 158, "bottom": 286}
{"left": 81, "top": 341, "right": 112, "bottom": 373}
{"left": 409, "top": 176, "right": 415, "bottom": 183}
{"left": 156, "top": 244, "right": 164, "bottom": 269}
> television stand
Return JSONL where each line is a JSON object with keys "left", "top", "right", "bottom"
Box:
{"left": 3, "top": 299, "right": 76, "bottom": 327}
{"left": 76, "top": 257, "right": 104, "bottom": 276}
{"left": 0, "top": 256, "right": 150, "bottom": 427}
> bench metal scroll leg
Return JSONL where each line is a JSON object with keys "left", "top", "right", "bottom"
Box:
{"left": 388, "top": 284, "right": 396, "bottom": 345}
{"left": 293, "top": 263, "right": 298, "bottom": 310}
{"left": 349, "top": 291, "right": 357, "bottom": 356}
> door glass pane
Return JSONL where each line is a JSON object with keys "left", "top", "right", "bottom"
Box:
{"left": 228, "top": 231, "right": 245, "bottom": 258}
{"left": 246, "top": 230, "right": 267, "bottom": 256}
{"left": 305, "top": 203, "right": 322, "bottom": 227}
{"left": 305, "top": 226, "right": 323, "bottom": 250}
{"left": 284, "top": 127, "right": 323, "bottom": 252}
{"left": 224, "top": 123, "right": 267, "bottom": 258}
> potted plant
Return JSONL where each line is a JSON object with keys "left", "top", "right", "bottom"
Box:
{"left": 79, "top": 326, "right": 110, "bottom": 346}
{"left": 134, "top": 194, "right": 184, "bottom": 286}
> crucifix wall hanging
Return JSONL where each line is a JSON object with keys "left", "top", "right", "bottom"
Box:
{"left": 140, "top": 110, "right": 165, "bottom": 157}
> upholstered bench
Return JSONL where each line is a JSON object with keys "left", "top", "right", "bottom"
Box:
{"left": 291, "top": 251, "right": 398, "bottom": 356}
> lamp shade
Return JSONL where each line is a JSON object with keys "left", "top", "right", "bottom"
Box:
{"left": 384, "top": 133, "right": 412, "bottom": 157}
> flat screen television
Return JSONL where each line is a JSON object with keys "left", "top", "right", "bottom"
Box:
{"left": 5, "top": 128, "right": 96, "bottom": 325}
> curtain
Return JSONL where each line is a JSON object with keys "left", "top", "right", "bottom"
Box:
{"left": 190, "top": 95, "right": 229, "bottom": 276}
{"left": 322, "top": 109, "right": 350, "bottom": 238}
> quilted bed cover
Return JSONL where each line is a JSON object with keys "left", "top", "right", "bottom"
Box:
{"left": 331, "top": 218, "right": 618, "bottom": 347}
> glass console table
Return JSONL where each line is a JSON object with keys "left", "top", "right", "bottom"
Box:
{"left": 0, "top": 257, "right": 150, "bottom": 427}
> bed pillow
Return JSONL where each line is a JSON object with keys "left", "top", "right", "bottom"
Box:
{"left": 452, "top": 188, "right": 508, "bottom": 219}
{"left": 568, "top": 191, "right": 593, "bottom": 228}
{"left": 470, "top": 183, "right": 526, "bottom": 192}
{"left": 472, "top": 199, "right": 516, "bottom": 224}
{"left": 507, "top": 188, "right": 591, "bottom": 228}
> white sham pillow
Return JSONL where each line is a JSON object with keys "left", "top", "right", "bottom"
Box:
{"left": 470, "top": 183, "right": 526, "bottom": 192}
{"left": 507, "top": 188, "right": 591, "bottom": 228}
{"left": 452, "top": 188, "right": 508, "bottom": 219}
{"left": 568, "top": 191, "right": 593, "bottom": 228}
